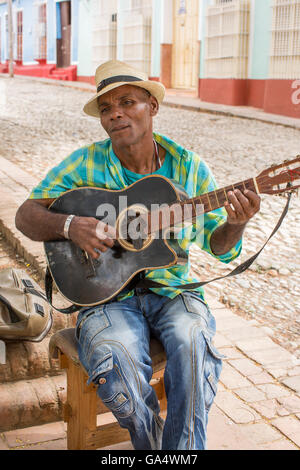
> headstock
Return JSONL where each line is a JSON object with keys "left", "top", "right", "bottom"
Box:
{"left": 257, "top": 156, "right": 300, "bottom": 196}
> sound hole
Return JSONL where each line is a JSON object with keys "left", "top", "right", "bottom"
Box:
{"left": 117, "top": 205, "right": 153, "bottom": 252}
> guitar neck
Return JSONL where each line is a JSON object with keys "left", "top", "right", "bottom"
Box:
{"left": 186, "top": 177, "right": 258, "bottom": 215}
{"left": 147, "top": 177, "right": 259, "bottom": 236}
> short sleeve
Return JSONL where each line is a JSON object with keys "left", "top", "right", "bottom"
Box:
{"left": 192, "top": 158, "right": 242, "bottom": 264}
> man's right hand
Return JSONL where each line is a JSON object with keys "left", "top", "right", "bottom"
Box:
{"left": 68, "top": 217, "right": 116, "bottom": 260}
{"left": 15, "top": 199, "right": 116, "bottom": 260}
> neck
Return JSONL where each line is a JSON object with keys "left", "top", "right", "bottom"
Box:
{"left": 113, "top": 136, "right": 156, "bottom": 174}
{"left": 145, "top": 177, "right": 258, "bottom": 235}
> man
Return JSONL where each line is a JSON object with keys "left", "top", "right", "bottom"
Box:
{"left": 15, "top": 60, "right": 260, "bottom": 450}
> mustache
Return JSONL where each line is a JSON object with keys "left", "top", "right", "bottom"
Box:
{"left": 110, "top": 124, "right": 130, "bottom": 132}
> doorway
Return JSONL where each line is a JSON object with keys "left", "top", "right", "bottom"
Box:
{"left": 172, "top": 0, "right": 200, "bottom": 90}
{"left": 56, "top": 1, "right": 71, "bottom": 68}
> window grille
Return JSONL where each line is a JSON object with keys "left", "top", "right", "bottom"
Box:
{"left": 204, "top": 0, "right": 250, "bottom": 79}
{"left": 122, "top": 0, "right": 152, "bottom": 74}
{"left": 15, "top": 10, "right": 23, "bottom": 62}
{"left": 4, "top": 13, "right": 8, "bottom": 61}
{"left": 269, "top": 0, "right": 300, "bottom": 79}
{"left": 91, "top": 0, "right": 117, "bottom": 72}
{"left": 33, "top": 1, "right": 47, "bottom": 60}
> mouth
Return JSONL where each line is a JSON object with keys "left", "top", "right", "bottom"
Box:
{"left": 111, "top": 125, "right": 130, "bottom": 133}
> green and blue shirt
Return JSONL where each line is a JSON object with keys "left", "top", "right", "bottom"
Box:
{"left": 29, "top": 133, "right": 242, "bottom": 302}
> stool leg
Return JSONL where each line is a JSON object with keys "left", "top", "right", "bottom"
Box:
{"left": 152, "top": 369, "right": 167, "bottom": 414}
{"left": 65, "top": 359, "right": 97, "bottom": 450}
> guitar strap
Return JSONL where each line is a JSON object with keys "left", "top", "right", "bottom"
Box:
{"left": 44, "top": 193, "right": 292, "bottom": 314}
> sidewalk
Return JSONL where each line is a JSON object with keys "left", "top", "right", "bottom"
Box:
{"left": 0, "top": 157, "right": 299, "bottom": 451}
{"left": 1, "top": 72, "right": 299, "bottom": 130}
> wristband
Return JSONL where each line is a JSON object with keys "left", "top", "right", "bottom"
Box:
{"left": 63, "top": 214, "right": 75, "bottom": 239}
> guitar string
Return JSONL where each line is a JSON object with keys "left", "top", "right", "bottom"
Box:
{"left": 144, "top": 171, "right": 300, "bottom": 237}
{"left": 123, "top": 161, "right": 300, "bottom": 237}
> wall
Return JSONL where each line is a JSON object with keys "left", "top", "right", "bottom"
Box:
{"left": 77, "top": 0, "right": 92, "bottom": 78}
{"left": 246, "top": 0, "right": 272, "bottom": 109}
{"left": 0, "top": 0, "right": 36, "bottom": 65}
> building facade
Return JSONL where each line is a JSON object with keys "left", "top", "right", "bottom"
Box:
{"left": 0, "top": 0, "right": 299, "bottom": 118}
{"left": 0, "top": 0, "right": 79, "bottom": 80}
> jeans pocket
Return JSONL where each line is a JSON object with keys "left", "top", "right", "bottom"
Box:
{"left": 76, "top": 306, "right": 111, "bottom": 357}
{"left": 181, "top": 292, "right": 210, "bottom": 325}
{"left": 88, "top": 343, "right": 134, "bottom": 418}
{"left": 202, "top": 332, "right": 224, "bottom": 412}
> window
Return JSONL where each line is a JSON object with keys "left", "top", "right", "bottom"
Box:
{"left": 122, "top": 0, "right": 152, "bottom": 74}
{"left": 91, "top": 0, "right": 117, "bottom": 69}
{"left": 205, "top": 0, "right": 250, "bottom": 79}
{"left": 269, "top": 0, "right": 300, "bottom": 79}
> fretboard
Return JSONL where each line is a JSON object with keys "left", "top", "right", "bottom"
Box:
{"left": 186, "top": 177, "right": 257, "bottom": 215}
{"left": 146, "top": 177, "right": 258, "bottom": 236}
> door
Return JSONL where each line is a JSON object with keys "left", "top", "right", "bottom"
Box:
{"left": 172, "top": 0, "right": 200, "bottom": 90}
{"left": 56, "top": 1, "right": 71, "bottom": 68}
{"left": 16, "top": 11, "right": 23, "bottom": 64}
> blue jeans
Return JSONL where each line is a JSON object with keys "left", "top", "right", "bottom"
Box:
{"left": 75, "top": 289, "right": 223, "bottom": 450}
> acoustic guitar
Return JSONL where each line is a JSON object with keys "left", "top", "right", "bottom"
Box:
{"left": 44, "top": 157, "right": 300, "bottom": 306}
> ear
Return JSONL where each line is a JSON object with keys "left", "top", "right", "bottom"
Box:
{"left": 149, "top": 95, "right": 159, "bottom": 117}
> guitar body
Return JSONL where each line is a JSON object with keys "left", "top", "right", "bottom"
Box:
{"left": 44, "top": 155, "right": 300, "bottom": 307}
{"left": 45, "top": 176, "right": 189, "bottom": 306}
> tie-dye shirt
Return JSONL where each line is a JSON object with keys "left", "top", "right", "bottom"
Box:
{"left": 29, "top": 133, "right": 242, "bottom": 302}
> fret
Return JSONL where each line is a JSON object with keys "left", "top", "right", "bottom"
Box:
{"left": 253, "top": 177, "right": 260, "bottom": 194}
{"left": 223, "top": 188, "right": 229, "bottom": 203}
{"left": 214, "top": 190, "right": 220, "bottom": 207}
{"left": 191, "top": 198, "right": 197, "bottom": 217}
{"left": 148, "top": 177, "right": 258, "bottom": 235}
{"left": 208, "top": 192, "right": 216, "bottom": 211}
{"left": 207, "top": 193, "right": 213, "bottom": 211}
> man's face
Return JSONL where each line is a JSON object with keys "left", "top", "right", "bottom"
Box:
{"left": 97, "top": 85, "right": 158, "bottom": 147}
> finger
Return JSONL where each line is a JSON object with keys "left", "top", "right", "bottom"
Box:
{"left": 227, "top": 191, "right": 244, "bottom": 216}
{"left": 224, "top": 201, "right": 237, "bottom": 220}
{"left": 233, "top": 190, "right": 253, "bottom": 216}
{"left": 243, "top": 190, "right": 261, "bottom": 209}
{"left": 89, "top": 238, "right": 112, "bottom": 257}
{"left": 88, "top": 243, "right": 109, "bottom": 259}
{"left": 104, "top": 223, "right": 117, "bottom": 238}
{"left": 102, "top": 236, "right": 114, "bottom": 248}
{"left": 96, "top": 221, "right": 116, "bottom": 240}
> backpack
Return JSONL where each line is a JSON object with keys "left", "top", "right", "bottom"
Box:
{"left": 0, "top": 268, "right": 53, "bottom": 342}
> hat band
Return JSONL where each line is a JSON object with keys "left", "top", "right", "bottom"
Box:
{"left": 97, "top": 75, "right": 143, "bottom": 93}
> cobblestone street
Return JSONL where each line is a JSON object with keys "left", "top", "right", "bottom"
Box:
{"left": 1, "top": 75, "right": 299, "bottom": 358}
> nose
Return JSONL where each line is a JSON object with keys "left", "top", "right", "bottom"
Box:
{"left": 109, "top": 104, "right": 124, "bottom": 121}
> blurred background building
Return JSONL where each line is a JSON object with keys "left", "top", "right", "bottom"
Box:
{"left": 0, "top": 0, "right": 299, "bottom": 118}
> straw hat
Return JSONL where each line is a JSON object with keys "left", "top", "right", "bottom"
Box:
{"left": 83, "top": 60, "right": 166, "bottom": 118}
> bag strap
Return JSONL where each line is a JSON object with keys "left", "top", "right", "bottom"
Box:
{"left": 136, "top": 193, "right": 292, "bottom": 291}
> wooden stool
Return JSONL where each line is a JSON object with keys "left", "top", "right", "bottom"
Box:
{"left": 49, "top": 328, "right": 167, "bottom": 450}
